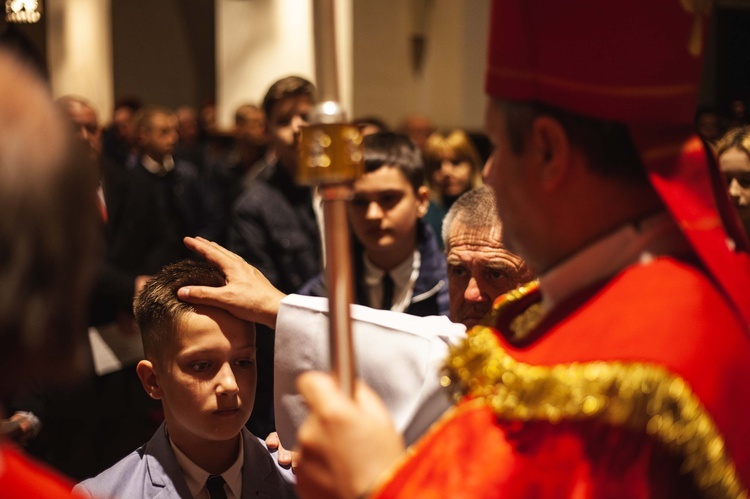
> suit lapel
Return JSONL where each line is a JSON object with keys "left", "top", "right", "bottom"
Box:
{"left": 240, "top": 428, "right": 286, "bottom": 498}
{"left": 143, "top": 423, "right": 194, "bottom": 499}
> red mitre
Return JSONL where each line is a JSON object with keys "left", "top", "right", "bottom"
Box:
{"left": 486, "top": 0, "right": 750, "bottom": 328}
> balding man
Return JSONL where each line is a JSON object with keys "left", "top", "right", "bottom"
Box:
{"left": 442, "top": 185, "right": 533, "bottom": 329}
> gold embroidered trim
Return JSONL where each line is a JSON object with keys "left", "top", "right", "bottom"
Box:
{"left": 443, "top": 325, "right": 747, "bottom": 498}
{"left": 508, "top": 302, "right": 544, "bottom": 341}
{"left": 483, "top": 280, "right": 540, "bottom": 328}
{"left": 482, "top": 280, "right": 543, "bottom": 341}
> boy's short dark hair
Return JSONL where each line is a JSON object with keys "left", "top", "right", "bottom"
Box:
{"left": 363, "top": 132, "right": 425, "bottom": 193}
{"left": 134, "top": 260, "right": 226, "bottom": 361}
{"left": 261, "top": 76, "right": 315, "bottom": 120}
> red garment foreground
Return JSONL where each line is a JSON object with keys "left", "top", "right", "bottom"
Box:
{"left": 373, "top": 258, "right": 750, "bottom": 497}
{"left": 0, "top": 443, "right": 82, "bottom": 498}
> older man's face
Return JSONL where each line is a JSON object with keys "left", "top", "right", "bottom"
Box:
{"left": 446, "top": 221, "right": 532, "bottom": 329}
{"left": 66, "top": 103, "right": 101, "bottom": 159}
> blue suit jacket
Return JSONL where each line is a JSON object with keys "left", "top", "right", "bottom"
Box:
{"left": 73, "top": 423, "right": 296, "bottom": 498}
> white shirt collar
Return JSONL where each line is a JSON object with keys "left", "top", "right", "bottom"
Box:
{"left": 539, "top": 211, "right": 692, "bottom": 313}
{"left": 168, "top": 430, "right": 244, "bottom": 499}
{"left": 141, "top": 154, "right": 175, "bottom": 176}
{"left": 363, "top": 249, "right": 421, "bottom": 312}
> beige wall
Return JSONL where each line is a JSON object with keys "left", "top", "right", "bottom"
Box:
{"left": 47, "top": 0, "right": 114, "bottom": 122}
{"left": 215, "top": 0, "right": 489, "bottom": 131}
{"left": 215, "top": 0, "right": 353, "bottom": 129}
{"left": 44, "top": 1, "right": 490, "bottom": 130}
{"left": 352, "top": 0, "right": 490, "bottom": 131}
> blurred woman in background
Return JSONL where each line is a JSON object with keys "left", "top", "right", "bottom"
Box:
{"left": 716, "top": 126, "right": 750, "bottom": 237}
{"left": 422, "top": 129, "right": 483, "bottom": 248}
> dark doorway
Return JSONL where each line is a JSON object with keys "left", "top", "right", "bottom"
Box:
{"left": 716, "top": 4, "right": 750, "bottom": 120}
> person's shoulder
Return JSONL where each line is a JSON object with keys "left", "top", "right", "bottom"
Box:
{"left": 613, "top": 257, "right": 741, "bottom": 327}
{"left": 73, "top": 445, "right": 149, "bottom": 497}
{"left": 233, "top": 176, "right": 285, "bottom": 213}
{"left": 242, "top": 429, "right": 298, "bottom": 496}
{"left": 416, "top": 220, "right": 447, "bottom": 276}
{"left": 174, "top": 156, "right": 200, "bottom": 173}
{"left": 172, "top": 158, "right": 203, "bottom": 185}
{"left": 540, "top": 256, "right": 750, "bottom": 372}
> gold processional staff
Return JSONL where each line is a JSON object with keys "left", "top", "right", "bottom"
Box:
{"left": 298, "top": 0, "right": 363, "bottom": 397}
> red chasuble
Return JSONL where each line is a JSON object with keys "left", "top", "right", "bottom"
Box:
{"left": 0, "top": 444, "right": 82, "bottom": 498}
{"left": 372, "top": 258, "right": 750, "bottom": 498}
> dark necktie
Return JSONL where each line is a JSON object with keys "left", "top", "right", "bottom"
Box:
{"left": 206, "top": 474, "right": 228, "bottom": 499}
{"left": 381, "top": 272, "right": 394, "bottom": 310}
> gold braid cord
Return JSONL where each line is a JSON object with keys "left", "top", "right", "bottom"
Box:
{"left": 442, "top": 324, "right": 746, "bottom": 498}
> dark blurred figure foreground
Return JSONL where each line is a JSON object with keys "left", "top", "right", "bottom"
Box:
{"left": 0, "top": 49, "right": 101, "bottom": 496}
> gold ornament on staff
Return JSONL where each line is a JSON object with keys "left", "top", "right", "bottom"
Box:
{"left": 298, "top": 0, "right": 364, "bottom": 397}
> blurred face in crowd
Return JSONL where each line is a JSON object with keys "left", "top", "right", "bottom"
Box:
{"left": 348, "top": 165, "right": 430, "bottom": 270}
{"left": 720, "top": 147, "right": 750, "bottom": 207}
{"left": 446, "top": 221, "right": 531, "bottom": 329}
{"left": 65, "top": 101, "right": 101, "bottom": 159}
{"left": 732, "top": 99, "right": 746, "bottom": 120}
{"left": 695, "top": 111, "right": 721, "bottom": 144}
{"left": 402, "top": 115, "right": 433, "bottom": 151}
{"left": 235, "top": 106, "right": 267, "bottom": 147}
{"left": 432, "top": 154, "right": 474, "bottom": 198}
{"left": 201, "top": 104, "right": 217, "bottom": 135}
{"left": 114, "top": 106, "right": 136, "bottom": 145}
{"left": 141, "top": 112, "right": 179, "bottom": 162}
{"left": 177, "top": 107, "right": 199, "bottom": 145}
{"left": 267, "top": 95, "right": 312, "bottom": 173}
{"left": 138, "top": 306, "right": 257, "bottom": 453}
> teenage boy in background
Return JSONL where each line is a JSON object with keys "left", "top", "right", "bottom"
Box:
{"left": 299, "top": 132, "right": 449, "bottom": 318}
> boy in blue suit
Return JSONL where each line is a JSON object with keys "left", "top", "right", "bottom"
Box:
{"left": 299, "top": 132, "right": 449, "bottom": 318}
{"left": 74, "top": 260, "right": 296, "bottom": 498}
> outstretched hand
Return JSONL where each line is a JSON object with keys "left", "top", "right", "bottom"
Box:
{"left": 295, "top": 372, "right": 405, "bottom": 499}
{"left": 178, "top": 237, "right": 286, "bottom": 329}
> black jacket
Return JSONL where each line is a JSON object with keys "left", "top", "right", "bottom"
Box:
{"left": 89, "top": 159, "right": 182, "bottom": 326}
{"left": 229, "top": 161, "right": 322, "bottom": 294}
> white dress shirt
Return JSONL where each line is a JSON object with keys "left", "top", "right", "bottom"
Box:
{"left": 363, "top": 250, "right": 421, "bottom": 312}
{"left": 141, "top": 154, "right": 175, "bottom": 176}
{"left": 169, "top": 432, "right": 244, "bottom": 499}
